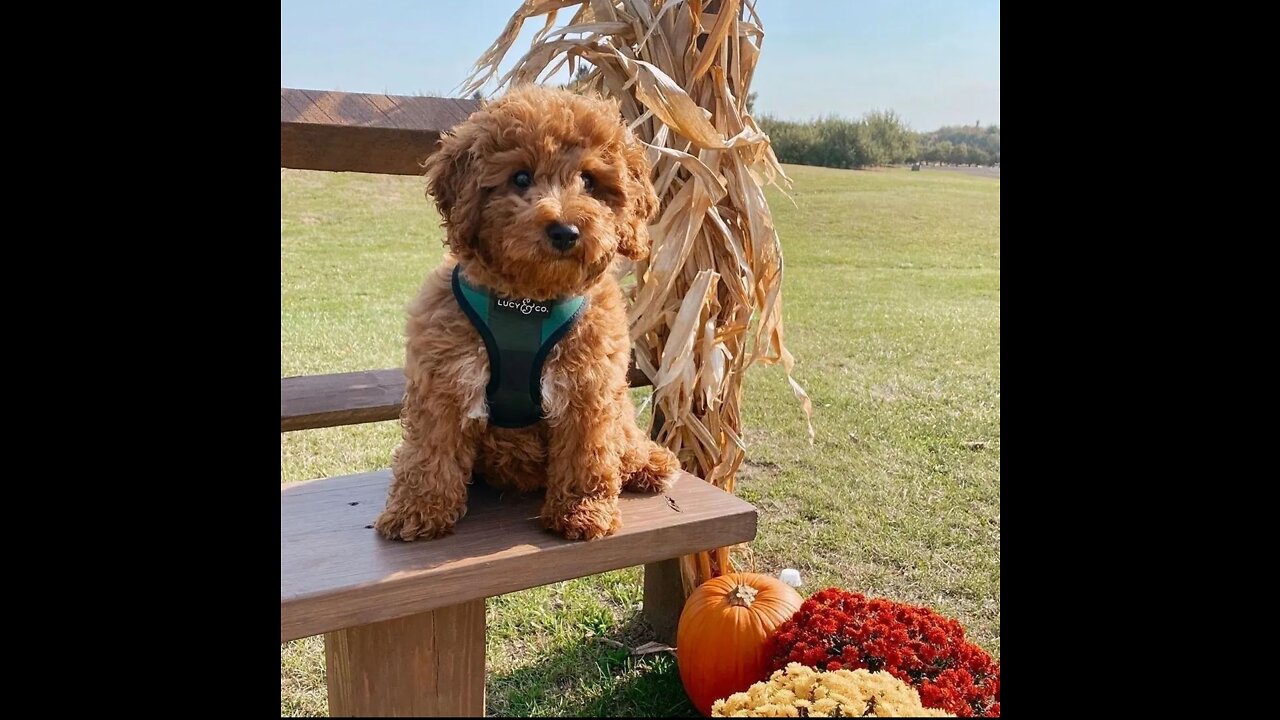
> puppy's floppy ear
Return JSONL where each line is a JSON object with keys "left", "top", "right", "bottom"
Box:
{"left": 617, "top": 130, "right": 660, "bottom": 261}
{"left": 424, "top": 121, "right": 486, "bottom": 258}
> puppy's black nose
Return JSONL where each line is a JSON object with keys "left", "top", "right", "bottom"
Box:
{"left": 546, "top": 222, "right": 580, "bottom": 251}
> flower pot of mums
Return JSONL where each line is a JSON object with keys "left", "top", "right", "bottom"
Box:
{"left": 766, "top": 589, "right": 999, "bottom": 717}
{"left": 712, "top": 662, "right": 952, "bottom": 717}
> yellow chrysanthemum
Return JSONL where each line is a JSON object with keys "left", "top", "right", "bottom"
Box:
{"left": 711, "top": 663, "right": 952, "bottom": 717}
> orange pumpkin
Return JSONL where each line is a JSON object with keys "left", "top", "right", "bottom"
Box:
{"left": 676, "top": 572, "right": 803, "bottom": 716}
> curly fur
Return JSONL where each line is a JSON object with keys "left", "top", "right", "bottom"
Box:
{"left": 375, "top": 85, "right": 680, "bottom": 542}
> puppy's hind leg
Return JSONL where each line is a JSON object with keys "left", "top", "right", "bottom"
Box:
{"left": 619, "top": 400, "right": 680, "bottom": 494}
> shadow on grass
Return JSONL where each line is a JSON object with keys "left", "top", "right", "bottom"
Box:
{"left": 487, "top": 613, "right": 698, "bottom": 717}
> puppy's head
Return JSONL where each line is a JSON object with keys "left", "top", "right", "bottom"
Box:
{"left": 424, "top": 84, "right": 659, "bottom": 299}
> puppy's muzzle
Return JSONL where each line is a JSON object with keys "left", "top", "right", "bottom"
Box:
{"left": 546, "top": 222, "right": 580, "bottom": 252}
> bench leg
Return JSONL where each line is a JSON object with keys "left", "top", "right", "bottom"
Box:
{"left": 325, "top": 599, "right": 486, "bottom": 717}
{"left": 643, "top": 558, "right": 686, "bottom": 645}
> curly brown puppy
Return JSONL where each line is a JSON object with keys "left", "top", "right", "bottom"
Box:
{"left": 375, "top": 84, "right": 681, "bottom": 542}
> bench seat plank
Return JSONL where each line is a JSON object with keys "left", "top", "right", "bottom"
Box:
{"left": 281, "top": 470, "right": 756, "bottom": 642}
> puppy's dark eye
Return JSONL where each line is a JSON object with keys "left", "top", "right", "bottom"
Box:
{"left": 581, "top": 172, "right": 595, "bottom": 192}
{"left": 512, "top": 170, "right": 533, "bottom": 190}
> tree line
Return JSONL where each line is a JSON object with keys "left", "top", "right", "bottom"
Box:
{"left": 757, "top": 112, "right": 1000, "bottom": 170}
{"left": 558, "top": 69, "right": 999, "bottom": 170}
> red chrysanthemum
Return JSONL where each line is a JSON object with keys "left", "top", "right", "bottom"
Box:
{"left": 765, "top": 588, "right": 1000, "bottom": 717}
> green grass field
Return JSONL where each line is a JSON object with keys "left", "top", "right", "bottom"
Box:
{"left": 280, "top": 164, "right": 1000, "bottom": 717}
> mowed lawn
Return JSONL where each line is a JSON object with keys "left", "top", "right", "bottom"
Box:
{"left": 280, "top": 164, "right": 1000, "bottom": 717}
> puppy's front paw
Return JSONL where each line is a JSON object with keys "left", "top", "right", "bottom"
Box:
{"left": 374, "top": 499, "right": 464, "bottom": 541}
{"left": 542, "top": 496, "right": 622, "bottom": 541}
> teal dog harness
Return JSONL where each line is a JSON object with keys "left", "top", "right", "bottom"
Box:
{"left": 452, "top": 265, "right": 588, "bottom": 428}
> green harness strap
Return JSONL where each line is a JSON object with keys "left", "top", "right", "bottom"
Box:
{"left": 451, "top": 265, "right": 588, "bottom": 428}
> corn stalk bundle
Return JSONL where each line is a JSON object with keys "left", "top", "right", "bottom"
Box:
{"left": 463, "top": 0, "right": 812, "bottom": 595}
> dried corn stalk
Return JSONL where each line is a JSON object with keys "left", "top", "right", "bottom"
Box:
{"left": 464, "top": 0, "right": 812, "bottom": 596}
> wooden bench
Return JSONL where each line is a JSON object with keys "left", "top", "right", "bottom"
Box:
{"left": 282, "top": 468, "right": 755, "bottom": 715}
{"left": 281, "top": 88, "right": 759, "bottom": 716}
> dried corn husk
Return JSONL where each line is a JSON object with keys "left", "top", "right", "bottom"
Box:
{"left": 464, "top": 0, "right": 812, "bottom": 595}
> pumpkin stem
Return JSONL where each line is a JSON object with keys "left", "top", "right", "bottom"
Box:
{"left": 728, "top": 583, "right": 759, "bottom": 608}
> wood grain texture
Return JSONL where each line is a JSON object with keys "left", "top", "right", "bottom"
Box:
{"left": 280, "top": 88, "right": 480, "bottom": 175}
{"left": 281, "top": 365, "right": 654, "bottom": 432}
{"left": 281, "top": 368, "right": 406, "bottom": 432}
{"left": 281, "top": 471, "right": 757, "bottom": 642}
{"left": 643, "top": 558, "right": 686, "bottom": 645}
{"left": 326, "top": 599, "right": 485, "bottom": 717}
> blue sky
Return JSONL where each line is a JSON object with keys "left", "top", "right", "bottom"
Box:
{"left": 281, "top": 0, "right": 999, "bottom": 132}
